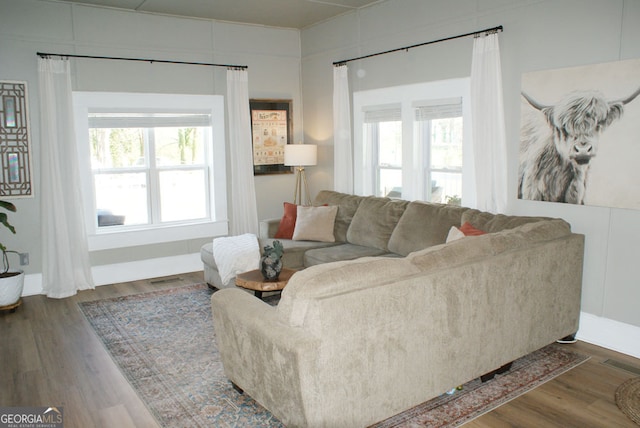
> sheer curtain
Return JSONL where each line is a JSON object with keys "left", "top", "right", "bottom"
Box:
{"left": 38, "top": 57, "right": 94, "bottom": 298}
{"left": 470, "top": 33, "right": 508, "bottom": 213}
{"left": 333, "top": 65, "right": 354, "bottom": 194}
{"left": 226, "top": 68, "right": 258, "bottom": 235}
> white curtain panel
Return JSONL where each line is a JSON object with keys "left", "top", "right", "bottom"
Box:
{"left": 333, "top": 65, "right": 354, "bottom": 194}
{"left": 226, "top": 68, "right": 258, "bottom": 235}
{"left": 38, "top": 57, "right": 95, "bottom": 298}
{"left": 470, "top": 33, "right": 508, "bottom": 213}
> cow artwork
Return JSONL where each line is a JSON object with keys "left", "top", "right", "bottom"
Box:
{"left": 518, "top": 58, "right": 640, "bottom": 209}
{"left": 518, "top": 88, "right": 640, "bottom": 204}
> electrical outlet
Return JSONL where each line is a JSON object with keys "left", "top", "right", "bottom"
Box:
{"left": 19, "top": 252, "right": 29, "bottom": 266}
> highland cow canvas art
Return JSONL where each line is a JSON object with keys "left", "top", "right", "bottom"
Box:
{"left": 518, "top": 58, "right": 640, "bottom": 210}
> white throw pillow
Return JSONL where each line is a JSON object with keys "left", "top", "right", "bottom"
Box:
{"left": 445, "top": 226, "right": 466, "bottom": 243}
{"left": 292, "top": 205, "right": 338, "bottom": 242}
{"left": 212, "top": 233, "right": 260, "bottom": 286}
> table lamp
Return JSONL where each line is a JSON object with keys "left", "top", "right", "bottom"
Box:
{"left": 284, "top": 144, "right": 317, "bottom": 205}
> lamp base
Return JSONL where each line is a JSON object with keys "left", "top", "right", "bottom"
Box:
{"left": 293, "top": 167, "right": 312, "bottom": 206}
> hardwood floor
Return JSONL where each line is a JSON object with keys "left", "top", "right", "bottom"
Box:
{"left": 1, "top": 272, "right": 638, "bottom": 427}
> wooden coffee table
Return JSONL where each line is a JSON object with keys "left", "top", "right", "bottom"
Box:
{"left": 235, "top": 267, "right": 296, "bottom": 300}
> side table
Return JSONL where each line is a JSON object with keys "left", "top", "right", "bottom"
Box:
{"left": 235, "top": 267, "right": 296, "bottom": 300}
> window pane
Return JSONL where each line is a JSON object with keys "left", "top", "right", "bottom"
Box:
{"left": 154, "top": 127, "right": 206, "bottom": 166}
{"left": 159, "top": 170, "right": 207, "bottom": 222}
{"left": 378, "top": 121, "right": 402, "bottom": 167}
{"left": 379, "top": 168, "right": 402, "bottom": 198}
{"left": 430, "top": 117, "right": 463, "bottom": 170}
{"left": 90, "top": 128, "right": 146, "bottom": 169}
{"left": 95, "top": 173, "right": 148, "bottom": 226}
{"left": 430, "top": 171, "right": 462, "bottom": 205}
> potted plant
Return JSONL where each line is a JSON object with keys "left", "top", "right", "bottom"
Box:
{"left": 260, "top": 240, "right": 284, "bottom": 280}
{"left": 0, "top": 199, "right": 24, "bottom": 309}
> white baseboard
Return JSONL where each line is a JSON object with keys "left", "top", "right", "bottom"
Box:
{"left": 577, "top": 311, "right": 640, "bottom": 359}
{"left": 23, "top": 273, "right": 43, "bottom": 296}
{"left": 22, "top": 252, "right": 203, "bottom": 296}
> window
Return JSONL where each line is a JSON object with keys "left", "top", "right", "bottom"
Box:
{"left": 415, "top": 100, "right": 463, "bottom": 204}
{"left": 74, "top": 92, "right": 228, "bottom": 250}
{"left": 353, "top": 79, "right": 474, "bottom": 206}
{"left": 363, "top": 107, "right": 402, "bottom": 197}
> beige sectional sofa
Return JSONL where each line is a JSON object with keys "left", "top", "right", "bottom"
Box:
{"left": 209, "top": 191, "right": 585, "bottom": 427}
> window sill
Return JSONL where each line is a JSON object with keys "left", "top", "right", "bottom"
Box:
{"left": 88, "top": 221, "right": 228, "bottom": 251}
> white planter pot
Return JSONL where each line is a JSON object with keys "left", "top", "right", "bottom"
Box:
{"left": 0, "top": 270, "right": 25, "bottom": 307}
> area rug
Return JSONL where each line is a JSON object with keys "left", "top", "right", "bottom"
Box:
{"left": 79, "top": 284, "right": 589, "bottom": 428}
{"left": 615, "top": 377, "right": 640, "bottom": 425}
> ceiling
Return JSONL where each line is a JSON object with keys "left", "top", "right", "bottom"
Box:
{"left": 57, "top": 0, "right": 383, "bottom": 29}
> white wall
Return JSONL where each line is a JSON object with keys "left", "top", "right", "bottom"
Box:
{"left": 0, "top": 0, "right": 304, "bottom": 280}
{"left": 300, "top": 0, "right": 640, "bottom": 351}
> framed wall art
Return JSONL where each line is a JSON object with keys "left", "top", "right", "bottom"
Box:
{"left": 0, "top": 80, "right": 33, "bottom": 198}
{"left": 518, "top": 58, "right": 640, "bottom": 210}
{"left": 250, "top": 99, "right": 293, "bottom": 175}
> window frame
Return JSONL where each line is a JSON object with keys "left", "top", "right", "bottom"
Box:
{"left": 73, "top": 92, "right": 228, "bottom": 251}
{"left": 353, "top": 78, "right": 475, "bottom": 206}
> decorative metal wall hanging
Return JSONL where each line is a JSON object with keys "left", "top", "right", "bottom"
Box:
{"left": 0, "top": 81, "right": 33, "bottom": 197}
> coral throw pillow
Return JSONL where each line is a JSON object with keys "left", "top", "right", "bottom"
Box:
{"left": 446, "top": 222, "right": 487, "bottom": 243}
{"left": 274, "top": 202, "right": 298, "bottom": 239}
{"left": 459, "top": 221, "right": 487, "bottom": 236}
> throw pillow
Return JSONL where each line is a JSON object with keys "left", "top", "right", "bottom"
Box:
{"left": 292, "top": 205, "right": 338, "bottom": 242}
{"left": 274, "top": 202, "right": 298, "bottom": 239}
{"left": 446, "top": 222, "right": 487, "bottom": 243}
{"left": 445, "top": 226, "right": 466, "bottom": 243}
{"left": 459, "top": 221, "right": 487, "bottom": 236}
{"left": 212, "top": 233, "right": 260, "bottom": 286}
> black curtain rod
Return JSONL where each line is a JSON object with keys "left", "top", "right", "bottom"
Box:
{"left": 333, "top": 25, "right": 503, "bottom": 66}
{"left": 37, "top": 52, "right": 248, "bottom": 69}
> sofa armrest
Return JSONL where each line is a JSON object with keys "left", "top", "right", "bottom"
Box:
{"left": 211, "top": 289, "right": 319, "bottom": 427}
{"left": 259, "top": 217, "right": 281, "bottom": 239}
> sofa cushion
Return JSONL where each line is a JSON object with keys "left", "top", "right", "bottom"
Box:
{"left": 274, "top": 202, "right": 298, "bottom": 239}
{"left": 461, "top": 209, "right": 551, "bottom": 233}
{"left": 387, "top": 201, "right": 469, "bottom": 256}
{"left": 292, "top": 205, "right": 338, "bottom": 242}
{"left": 259, "top": 238, "right": 339, "bottom": 269}
{"left": 484, "top": 218, "right": 571, "bottom": 254}
{"left": 407, "top": 235, "right": 494, "bottom": 272}
{"left": 347, "top": 196, "right": 408, "bottom": 250}
{"left": 313, "top": 191, "right": 364, "bottom": 242}
{"left": 304, "top": 243, "right": 390, "bottom": 267}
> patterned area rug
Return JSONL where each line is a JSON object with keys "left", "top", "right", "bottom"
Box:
{"left": 79, "top": 284, "right": 588, "bottom": 428}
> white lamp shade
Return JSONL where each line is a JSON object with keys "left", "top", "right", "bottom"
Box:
{"left": 284, "top": 144, "right": 317, "bottom": 166}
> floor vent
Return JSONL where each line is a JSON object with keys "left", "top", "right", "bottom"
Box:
{"left": 150, "top": 276, "right": 183, "bottom": 284}
{"left": 603, "top": 359, "right": 640, "bottom": 376}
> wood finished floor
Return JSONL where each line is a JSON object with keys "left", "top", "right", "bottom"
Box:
{"left": 1, "top": 272, "right": 638, "bottom": 427}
